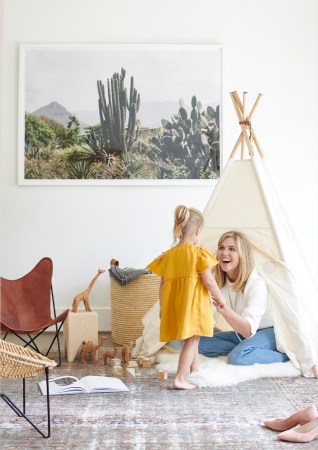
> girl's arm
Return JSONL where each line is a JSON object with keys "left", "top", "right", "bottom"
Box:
{"left": 201, "top": 268, "right": 251, "bottom": 337}
{"left": 215, "top": 303, "right": 252, "bottom": 338}
{"left": 200, "top": 268, "right": 225, "bottom": 308}
{"left": 159, "top": 277, "right": 164, "bottom": 318}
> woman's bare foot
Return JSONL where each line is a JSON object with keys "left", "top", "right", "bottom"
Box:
{"left": 173, "top": 378, "right": 197, "bottom": 390}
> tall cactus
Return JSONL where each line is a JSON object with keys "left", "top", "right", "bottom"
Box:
{"left": 97, "top": 68, "right": 140, "bottom": 154}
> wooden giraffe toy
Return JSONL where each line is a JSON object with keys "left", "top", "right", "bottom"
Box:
{"left": 72, "top": 268, "right": 106, "bottom": 312}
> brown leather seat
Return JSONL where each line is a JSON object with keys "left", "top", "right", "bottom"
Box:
{"left": 0, "top": 257, "right": 69, "bottom": 366}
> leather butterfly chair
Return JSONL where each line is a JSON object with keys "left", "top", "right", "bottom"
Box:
{"left": 0, "top": 257, "right": 69, "bottom": 366}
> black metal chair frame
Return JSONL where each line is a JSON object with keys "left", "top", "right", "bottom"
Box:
{"left": 1, "top": 367, "right": 51, "bottom": 438}
{"left": 2, "top": 286, "right": 64, "bottom": 367}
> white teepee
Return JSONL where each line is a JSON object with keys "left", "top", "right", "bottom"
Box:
{"left": 202, "top": 92, "right": 318, "bottom": 377}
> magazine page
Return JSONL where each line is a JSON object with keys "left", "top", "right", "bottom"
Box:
{"left": 80, "top": 376, "right": 129, "bottom": 393}
{"left": 38, "top": 376, "right": 85, "bottom": 396}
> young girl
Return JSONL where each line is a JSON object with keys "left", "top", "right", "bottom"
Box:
{"left": 147, "top": 205, "right": 224, "bottom": 390}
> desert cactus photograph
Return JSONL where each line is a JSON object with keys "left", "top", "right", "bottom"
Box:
{"left": 20, "top": 44, "right": 221, "bottom": 183}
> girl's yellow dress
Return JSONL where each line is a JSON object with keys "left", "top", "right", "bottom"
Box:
{"left": 147, "top": 244, "right": 218, "bottom": 341}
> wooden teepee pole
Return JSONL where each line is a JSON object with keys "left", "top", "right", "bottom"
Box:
{"left": 248, "top": 93, "right": 264, "bottom": 158}
{"left": 230, "top": 92, "right": 254, "bottom": 157}
{"left": 247, "top": 93, "right": 262, "bottom": 120}
{"left": 229, "top": 91, "right": 264, "bottom": 159}
{"left": 229, "top": 133, "right": 243, "bottom": 159}
{"left": 241, "top": 92, "right": 247, "bottom": 159}
{"left": 250, "top": 129, "right": 264, "bottom": 158}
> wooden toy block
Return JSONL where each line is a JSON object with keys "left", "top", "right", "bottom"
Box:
{"left": 157, "top": 369, "right": 168, "bottom": 381}
{"left": 127, "top": 360, "right": 138, "bottom": 372}
{"left": 110, "top": 357, "right": 122, "bottom": 367}
{"left": 142, "top": 357, "right": 151, "bottom": 368}
{"left": 112, "top": 365, "right": 123, "bottom": 376}
{"left": 137, "top": 356, "right": 144, "bottom": 366}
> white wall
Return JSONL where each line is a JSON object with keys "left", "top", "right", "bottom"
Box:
{"left": 1, "top": 0, "right": 317, "bottom": 330}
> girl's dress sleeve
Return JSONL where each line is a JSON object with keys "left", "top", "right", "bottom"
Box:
{"left": 147, "top": 253, "right": 164, "bottom": 277}
{"left": 197, "top": 246, "right": 218, "bottom": 273}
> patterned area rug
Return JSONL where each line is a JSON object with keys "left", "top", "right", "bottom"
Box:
{"left": 1, "top": 353, "right": 318, "bottom": 449}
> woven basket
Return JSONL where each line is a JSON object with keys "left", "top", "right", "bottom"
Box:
{"left": 110, "top": 274, "right": 160, "bottom": 345}
{"left": 0, "top": 339, "right": 56, "bottom": 379}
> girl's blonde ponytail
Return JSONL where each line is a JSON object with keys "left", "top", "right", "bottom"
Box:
{"left": 173, "top": 204, "right": 203, "bottom": 244}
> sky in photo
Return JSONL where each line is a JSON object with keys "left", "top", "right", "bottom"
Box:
{"left": 24, "top": 45, "right": 221, "bottom": 114}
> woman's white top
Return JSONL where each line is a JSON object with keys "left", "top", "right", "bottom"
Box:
{"left": 220, "top": 268, "right": 273, "bottom": 336}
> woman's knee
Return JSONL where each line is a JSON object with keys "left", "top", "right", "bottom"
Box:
{"left": 227, "top": 350, "right": 241, "bottom": 365}
{"left": 227, "top": 346, "right": 253, "bottom": 366}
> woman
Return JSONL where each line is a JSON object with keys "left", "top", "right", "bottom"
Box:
{"left": 198, "top": 230, "right": 289, "bottom": 365}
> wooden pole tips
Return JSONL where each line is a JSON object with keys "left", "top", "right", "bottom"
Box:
{"left": 229, "top": 91, "right": 264, "bottom": 159}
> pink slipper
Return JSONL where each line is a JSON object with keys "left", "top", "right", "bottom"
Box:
{"left": 278, "top": 417, "right": 318, "bottom": 443}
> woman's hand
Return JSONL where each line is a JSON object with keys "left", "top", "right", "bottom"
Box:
{"left": 216, "top": 302, "right": 252, "bottom": 338}
{"left": 212, "top": 295, "right": 225, "bottom": 311}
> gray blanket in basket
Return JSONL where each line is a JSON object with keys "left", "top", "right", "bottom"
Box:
{"left": 109, "top": 265, "right": 152, "bottom": 286}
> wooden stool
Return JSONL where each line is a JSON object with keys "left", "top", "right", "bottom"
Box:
{"left": 63, "top": 311, "right": 98, "bottom": 362}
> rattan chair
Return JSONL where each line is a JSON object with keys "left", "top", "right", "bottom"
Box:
{"left": 0, "top": 257, "right": 69, "bottom": 366}
{"left": 0, "top": 339, "right": 56, "bottom": 438}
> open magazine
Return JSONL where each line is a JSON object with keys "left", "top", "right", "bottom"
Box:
{"left": 38, "top": 375, "right": 129, "bottom": 396}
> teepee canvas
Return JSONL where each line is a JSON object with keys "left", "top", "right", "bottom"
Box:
{"left": 202, "top": 92, "right": 318, "bottom": 377}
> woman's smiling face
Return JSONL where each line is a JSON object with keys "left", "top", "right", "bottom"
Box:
{"left": 217, "top": 236, "right": 240, "bottom": 282}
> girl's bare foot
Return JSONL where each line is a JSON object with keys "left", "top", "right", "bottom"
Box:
{"left": 173, "top": 379, "right": 197, "bottom": 390}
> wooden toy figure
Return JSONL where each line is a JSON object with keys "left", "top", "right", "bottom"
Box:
{"left": 80, "top": 336, "right": 107, "bottom": 363}
{"left": 121, "top": 341, "right": 134, "bottom": 364}
{"left": 72, "top": 269, "right": 106, "bottom": 312}
{"left": 103, "top": 347, "right": 118, "bottom": 365}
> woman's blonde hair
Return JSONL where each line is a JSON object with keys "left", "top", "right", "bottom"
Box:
{"left": 173, "top": 205, "right": 204, "bottom": 243}
{"left": 214, "top": 230, "right": 254, "bottom": 292}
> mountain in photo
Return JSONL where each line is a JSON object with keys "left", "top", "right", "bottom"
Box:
{"left": 30, "top": 101, "right": 89, "bottom": 130}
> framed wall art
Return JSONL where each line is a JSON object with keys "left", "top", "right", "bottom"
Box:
{"left": 18, "top": 44, "right": 222, "bottom": 185}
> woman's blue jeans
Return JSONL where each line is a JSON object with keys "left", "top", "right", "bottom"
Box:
{"left": 198, "top": 327, "right": 289, "bottom": 366}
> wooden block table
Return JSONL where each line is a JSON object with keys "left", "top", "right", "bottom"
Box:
{"left": 63, "top": 311, "right": 98, "bottom": 362}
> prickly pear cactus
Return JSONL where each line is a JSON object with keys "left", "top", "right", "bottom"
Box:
{"left": 150, "top": 96, "right": 220, "bottom": 178}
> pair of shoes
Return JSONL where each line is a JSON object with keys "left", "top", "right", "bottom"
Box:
{"left": 263, "top": 404, "right": 318, "bottom": 431}
{"left": 277, "top": 417, "right": 318, "bottom": 443}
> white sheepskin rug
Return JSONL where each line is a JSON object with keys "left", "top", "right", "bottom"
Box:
{"left": 155, "top": 352, "right": 301, "bottom": 387}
